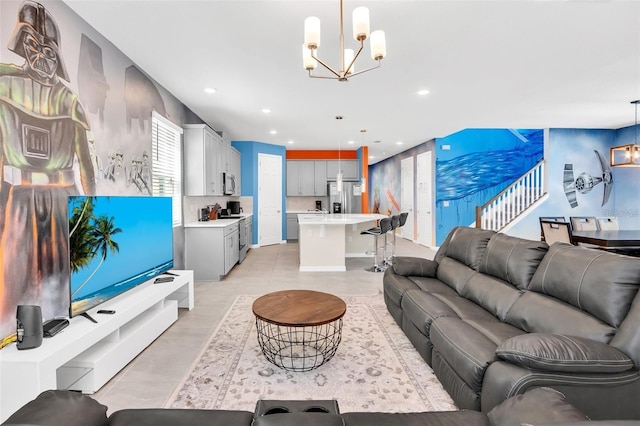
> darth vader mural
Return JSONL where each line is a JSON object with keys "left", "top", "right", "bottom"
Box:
{"left": 0, "top": 1, "right": 97, "bottom": 339}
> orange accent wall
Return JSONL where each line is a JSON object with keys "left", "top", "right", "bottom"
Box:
{"left": 360, "top": 146, "right": 369, "bottom": 213}
{"left": 286, "top": 150, "right": 358, "bottom": 160}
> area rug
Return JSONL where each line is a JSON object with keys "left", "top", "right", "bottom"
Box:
{"left": 166, "top": 293, "right": 456, "bottom": 413}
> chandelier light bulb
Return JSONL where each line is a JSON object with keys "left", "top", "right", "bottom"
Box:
{"left": 302, "top": 44, "right": 318, "bottom": 70}
{"left": 370, "top": 30, "right": 386, "bottom": 60}
{"left": 352, "top": 7, "right": 370, "bottom": 41}
{"left": 344, "top": 48, "right": 355, "bottom": 75}
{"left": 304, "top": 16, "right": 321, "bottom": 49}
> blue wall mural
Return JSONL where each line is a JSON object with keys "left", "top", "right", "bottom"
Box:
{"left": 434, "top": 129, "right": 543, "bottom": 244}
{"left": 508, "top": 127, "right": 639, "bottom": 241}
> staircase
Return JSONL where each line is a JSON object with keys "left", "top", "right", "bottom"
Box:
{"left": 475, "top": 160, "right": 545, "bottom": 231}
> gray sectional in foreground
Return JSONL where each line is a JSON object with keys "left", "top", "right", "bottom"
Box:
{"left": 384, "top": 226, "right": 640, "bottom": 420}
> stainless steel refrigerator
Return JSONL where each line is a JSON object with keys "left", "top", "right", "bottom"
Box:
{"left": 328, "top": 181, "right": 362, "bottom": 214}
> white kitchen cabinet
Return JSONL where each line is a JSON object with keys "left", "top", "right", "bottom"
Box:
{"left": 184, "top": 124, "right": 224, "bottom": 196}
{"left": 185, "top": 222, "right": 239, "bottom": 281}
{"left": 224, "top": 223, "right": 240, "bottom": 274}
{"left": 228, "top": 146, "right": 241, "bottom": 194}
{"left": 326, "top": 160, "right": 359, "bottom": 181}
{"left": 246, "top": 215, "right": 253, "bottom": 248}
{"left": 287, "top": 160, "right": 327, "bottom": 196}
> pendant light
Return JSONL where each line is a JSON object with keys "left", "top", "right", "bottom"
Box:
{"left": 610, "top": 100, "right": 640, "bottom": 167}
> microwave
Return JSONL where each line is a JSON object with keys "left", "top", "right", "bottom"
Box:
{"left": 223, "top": 173, "right": 236, "bottom": 195}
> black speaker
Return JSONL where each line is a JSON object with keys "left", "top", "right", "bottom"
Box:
{"left": 16, "top": 305, "right": 43, "bottom": 350}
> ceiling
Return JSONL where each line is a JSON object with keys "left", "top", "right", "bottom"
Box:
{"left": 63, "top": 0, "right": 640, "bottom": 164}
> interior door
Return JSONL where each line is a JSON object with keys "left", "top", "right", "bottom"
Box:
{"left": 258, "top": 153, "right": 283, "bottom": 246}
{"left": 416, "top": 151, "right": 433, "bottom": 247}
{"left": 401, "top": 157, "right": 415, "bottom": 240}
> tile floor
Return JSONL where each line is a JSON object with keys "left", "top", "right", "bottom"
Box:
{"left": 93, "top": 237, "right": 437, "bottom": 414}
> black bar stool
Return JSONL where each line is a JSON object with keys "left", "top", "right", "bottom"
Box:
{"left": 360, "top": 217, "right": 393, "bottom": 272}
{"left": 386, "top": 215, "right": 400, "bottom": 265}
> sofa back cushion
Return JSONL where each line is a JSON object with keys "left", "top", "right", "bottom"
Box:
{"left": 505, "top": 291, "right": 617, "bottom": 343}
{"left": 479, "top": 232, "right": 548, "bottom": 290}
{"left": 462, "top": 273, "right": 523, "bottom": 321}
{"left": 528, "top": 243, "right": 640, "bottom": 328}
{"left": 438, "top": 227, "right": 495, "bottom": 271}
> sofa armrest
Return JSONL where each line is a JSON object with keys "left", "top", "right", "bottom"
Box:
{"left": 487, "top": 387, "right": 588, "bottom": 426}
{"left": 1, "top": 390, "right": 108, "bottom": 426}
{"left": 392, "top": 256, "right": 437, "bottom": 277}
{"left": 496, "top": 333, "right": 634, "bottom": 373}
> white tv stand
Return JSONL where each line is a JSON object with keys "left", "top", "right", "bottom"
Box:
{"left": 0, "top": 270, "right": 193, "bottom": 422}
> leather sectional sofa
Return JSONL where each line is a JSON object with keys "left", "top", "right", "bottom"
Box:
{"left": 3, "top": 387, "right": 639, "bottom": 426}
{"left": 383, "top": 226, "right": 640, "bottom": 420}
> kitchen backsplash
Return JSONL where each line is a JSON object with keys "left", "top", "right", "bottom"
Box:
{"left": 286, "top": 196, "right": 329, "bottom": 211}
{"left": 183, "top": 196, "right": 253, "bottom": 223}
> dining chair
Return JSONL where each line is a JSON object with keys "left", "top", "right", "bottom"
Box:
{"left": 570, "top": 216, "right": 599, "bottom": 231}
{"left": 539, "top": 217, "right": 566, "bottom": 242}
{"left": 597, "top": 217, "right": 619, "bottom": 230}
{"left": 540, "top": 220, "right": 573, "bottom": 245}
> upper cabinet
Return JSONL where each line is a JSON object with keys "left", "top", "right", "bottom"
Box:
{"left": 287, "top": 160, "right": 327, "bottom": 196}
{"left": 326, "top": 160, "right": 359, "bottom": 181}
{"left": 184, "top": 124, "right": 224, "bottom": 196}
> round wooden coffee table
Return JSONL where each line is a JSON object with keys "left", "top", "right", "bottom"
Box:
{"left": 252, "top": 290, "right": 347, "bottom": 372}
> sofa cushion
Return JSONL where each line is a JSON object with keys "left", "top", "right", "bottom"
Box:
{"left": 505, "top": 291, "right": 617, "bottom": 343}
{"left": 108, "top": 409, "right": 254, "bottom": 426}
{"left": 2, "top": 390, "right": 108, "bottom": 426}
{"left": 444, "top": 227, "right": 495, "bottom": 272}
{"left": 495, "top": 333, "right": 634, "bottom": 373}
{"left": 487, "top": 387, "right": 588, "bottom": 426}
{"left": 392, "top": 256, "right": 437, "bottom": 277}
{"left": 479, "top": 232, "right": 548, "bottom": 290}
{"left": 430, "top": 318, "right": 502, "bottom": 391}
{"left": 461, "top": 273, "right": 523, "bottom": 321}
{"left": 437, "top": 257, "right": 479, "bottom": 294}
{"left": 342, "top": 411, "right": 490, "bottom": 426}
{"left": 529, "top": 243, "right": 640, "bottom": 328}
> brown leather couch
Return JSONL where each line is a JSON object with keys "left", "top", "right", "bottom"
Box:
{"left": 383, "top": 226, "right": 640, "bottom": 420}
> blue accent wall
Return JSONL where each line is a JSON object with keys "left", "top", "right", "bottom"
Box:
{"left": 232, "top": 141, "right": 287, "bottom": 243}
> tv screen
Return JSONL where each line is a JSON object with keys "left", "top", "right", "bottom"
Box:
{"left": 68, "top": 196, "right": 174, "bottom": 318}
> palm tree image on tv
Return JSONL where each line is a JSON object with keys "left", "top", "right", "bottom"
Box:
{"left": 69, "top": 197, "right": 122, "bottom": 298}
{"left": 68, "top": 196, "right": 174, "bottom": 317}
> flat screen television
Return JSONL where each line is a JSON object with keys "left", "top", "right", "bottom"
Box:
{"left": 67, "top": 195, "right": 174, "bottom": 320}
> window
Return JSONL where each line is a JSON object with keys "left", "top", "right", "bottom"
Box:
{"left": 151, "top": 111, "right": 183, "bottom": 226}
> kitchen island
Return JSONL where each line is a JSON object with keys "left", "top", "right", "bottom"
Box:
{"left": 297, "top": 213, "right": 387, "bottom": 272}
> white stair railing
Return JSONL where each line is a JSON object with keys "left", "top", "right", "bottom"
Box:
{"left": 475, "top": 160, "right": 545, "bottom": 231}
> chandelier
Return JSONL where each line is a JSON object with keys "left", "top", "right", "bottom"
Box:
{"left": 610, "top": 100, "right": 640, "bottom": 167}
{"left": 302, "top": 0, "right": 386, "bottom": 81}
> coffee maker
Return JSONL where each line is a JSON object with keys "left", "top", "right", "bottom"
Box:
{"left": 333, "top": 202, "right": 342, "bottom": 214}
{"left": 315, "top": 200, "right": 322, "bottom": 211}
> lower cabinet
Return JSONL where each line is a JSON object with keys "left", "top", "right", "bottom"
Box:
{"left": 286, "top": 214, "right": 298, "bottom": 241}
{"left": 246, "top": 216, "right": 253, "bottom": 249}
{"left": 185, "top": 223, "right": 239, "bottom": 281}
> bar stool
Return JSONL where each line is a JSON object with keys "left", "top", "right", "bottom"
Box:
{"left": 361, "top": 217, "right": 393, "bottom": 272}
{"left": 385, "top": 215, "right": 400, "bottom": 266}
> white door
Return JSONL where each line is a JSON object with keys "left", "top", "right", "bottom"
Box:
{"left": 401, "top": 157, "right": 415, "bottom": 240}
{"left": 416, "top": 151, "right": 433, "bottom": 247}
{"left": 258, "top": 153, "right": 283, "bottom": 246}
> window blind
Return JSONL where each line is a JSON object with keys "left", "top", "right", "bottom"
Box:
{"left": 151, "top": 112, "right": 183, "bottom": 226}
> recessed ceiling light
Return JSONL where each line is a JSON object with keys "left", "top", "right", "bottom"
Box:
{"left": 204, "top": 87, "right": 217, "bottom": 94}
{"left": 288, "top": 140, "right": 294, "bottom": 144}
{"left": 369, "top": 155, "right": 376, "bottom": 159}
{"left": 347, "top": 140, "right": 354, "bottom": 144}
{"left": 262, "top": 108, "right": 271, "bottom": 114}
{"left": 270, "top": 130, "right": 277, "bottom": 135}
{"left": 396, "top": 141, "right": 404, "bottom": 145}
{"left": 417, "top": 89, "right": 430, "bottom": 96}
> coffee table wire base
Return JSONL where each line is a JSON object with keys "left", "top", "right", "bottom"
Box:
{"left": 255, "top": 318, "right": 343, "bottom": 372}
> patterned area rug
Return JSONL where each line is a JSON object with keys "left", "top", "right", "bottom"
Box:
{"left": 166, "top": 293, "right": 456, "bottom": 413}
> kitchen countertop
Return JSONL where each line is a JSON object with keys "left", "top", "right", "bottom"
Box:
{"left": 286, "top": 210, "right": 328, "bottom": 214}
{"left": 184, "top": 213, "right": 253, "bottom": 228}
{"left": 297, "top": 213, "right": 386, "bottom": 225}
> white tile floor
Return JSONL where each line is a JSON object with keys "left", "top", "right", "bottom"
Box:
{"left": 93, "top": 238, "right": 437, "bottom": 414}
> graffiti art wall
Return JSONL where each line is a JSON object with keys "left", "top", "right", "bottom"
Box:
{"left": 0, "top": 0, "right": 203, "bottom": 339}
